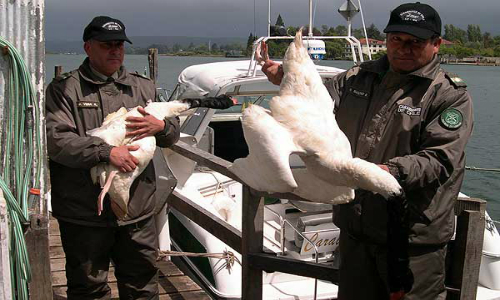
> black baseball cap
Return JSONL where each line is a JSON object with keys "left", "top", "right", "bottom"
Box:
{"left": 83, "top": 16, "right": 132, "bottom": 44}
{"left": 383, "top": 2, "right": 441, "bottom": 39}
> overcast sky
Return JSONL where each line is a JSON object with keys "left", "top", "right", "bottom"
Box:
{"left": 45, "top": 0, "right": 500, "bottom": 41}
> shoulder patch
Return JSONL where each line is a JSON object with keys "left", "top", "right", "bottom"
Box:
{"left": 445, "top": 72, "right": 467, "bottom": 88}
{"left": 345, "top": 66, "right": 360, "bottom": 80}
{"left": 440, "top": 108, "right": 463, "bottom": 129}
{"left": 54, "top": 71, "right": 74, "bottom": 82}
{"left": 131, "top": 72, "right": 152, "bottom": 81}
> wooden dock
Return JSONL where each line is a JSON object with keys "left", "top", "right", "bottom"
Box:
{"left": 49, "top": 217, "right": 211, "bottom": 300}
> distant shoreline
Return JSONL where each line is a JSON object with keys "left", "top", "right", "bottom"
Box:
{"left": 442, "top": 62, "right": 499, "bottom": 67}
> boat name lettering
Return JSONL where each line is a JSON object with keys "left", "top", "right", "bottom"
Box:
{"left": 301, "top": 230, "right": 340, "bottom": 255}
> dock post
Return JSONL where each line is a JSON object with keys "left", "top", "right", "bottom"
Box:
{"left": 54, "top": 65, "right": 63, "bottom": 78}
{"left": 447, "top": 198, "right": 486, "bottom": 300}
{"left": 241, "top": 185, "right": 264, "bottom": 300}
{"left": 0, "top": 191, "right": 12, "bottom": 300}
{"left": 148, "top": 48, "right": 158, "bottom": 83}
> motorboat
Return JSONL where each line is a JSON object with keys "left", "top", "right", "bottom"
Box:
{"left": 153, "top": 1, "right": 500, "bottom": 299}
{"left": 156, "top": 58, "right": 500, "bottom": 299}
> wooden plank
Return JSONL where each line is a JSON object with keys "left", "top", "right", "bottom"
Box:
{"left": 50, "top": 234, "right": 62, "bottom": 246}
{"left": 158, "top": 260, "right": 184, "bottom": 277}
{"left": 53, "top": 276, "right": 202, "bottom": 299}
{"left": 447, "top": 210, "right": 485, "bottom": 300}
{"left": 241, "top": 186, "right": 264, "bottom": 300}
{"left": 26, "top": 213, "right": 53, "bottom": 300}
{"left": 49, "top": 217, "right": 60, "bottom": 236}
{"left": 53, "top": 287, "right": 208, "bottom": 300}
{"left": 50, "top": 245, "right": 65, "bottom": 259}
{"left": 168, "top": 190, "right": 242, "bottom": 253}
{"left": 159, "top": 290, "right": 211, "bottom": 300}
{"left": 50, "top": 258, "right": 66, "bottom": 272}
{"left": 157, "top": 275, "right": 203, "bottom": 293}
{"left": 52, "top": 267, "right": 118, "bottom": 287}
{"left": 50, "top": 259, "right": 181, "bottom": 279}
{"left": 248, "top": 253, "right": 338, "bottom": 283}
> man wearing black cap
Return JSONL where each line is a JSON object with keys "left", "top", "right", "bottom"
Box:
{"left": 261, "top": 2, "right": 473, "bottom": 300}
{"left": 46, "top": 16, "right": 180, "bottom": 299}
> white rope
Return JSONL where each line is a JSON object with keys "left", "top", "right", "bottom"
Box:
{"left": 465, "top": 166, "right": 500, "bottom": 173}
{"left": 158, "top": 249, "right": 241, "bottom": 273}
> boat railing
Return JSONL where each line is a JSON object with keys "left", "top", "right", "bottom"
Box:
{"left": 247, "top": 35, "right": 365, "bottom": 78}
{"left": 166, "top": 140, "right": 486, "bottom": 300}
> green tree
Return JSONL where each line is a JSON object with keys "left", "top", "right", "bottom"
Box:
{"left": 467, "top": 24, "right": 482, "bottom": 43}
{"left": 366, "top": 24, "right": 382, "bottom": 40}
{"left": 439, "top": 46, "right": 456, "bottom": 57}
{"left": 352, "top": 28, "right": 364, "bottom": 39}
{"left": 480, "top": 48, "right": 494, "bottom": 57}
{"left": 493, "top": 36, "right": 500, "bottom": 47}
{"left": 172, "top": 43, "right": 182, "bottom": 52}
{"left": 372, "top": 50, "right": 386, "bottom": 60}
{"left": 444, "top": 24, "right": 466, "bottom": 44}
{"left": 325, "top": 40, "right": 345, "bottom": 59}
{"left": 286, "top": 26, "right": 298, "bottom": 36}
{"left": 454, "top": 45, "right": 476, "bottom": 58}
{"left": 483, "top": 32, "right": 492, "bottom": 48}
{"left": 275, "top": 14, "right": 285, "bottom": 26}
{"left": 267, "top": 40, "right": 287, "bottom": 57}
{"left": 245, "top": 33, "right": 257, "bottom": 56}
{"left": 211, "top": 43, "right": 219, "bottom": 52}
{"left": 321, "top": 25, "right": 330, "bottom": 35}
{"left": 335, "top": 25, "right": 347, "bottom": 36}
{"left": 494, "top": 46, "right": 500, "bottom": 57}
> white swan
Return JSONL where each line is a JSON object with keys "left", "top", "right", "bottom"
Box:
{"left": 88, "top": 96, "right": 235, "bottom": 219}
{"left": 229, "top": 30, "right": 402, "bottom": 204}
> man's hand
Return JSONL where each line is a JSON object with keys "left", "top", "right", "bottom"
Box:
{"left": 378, "top": 164, "right": 390, "bottom": 173}
{"left": 125, "top": 107, "right": 165, "bottom": 140}
{"left": 261, "top": 60, "right": 284, "bottom": 86}
{"left": 110, "top": 145, "right": 140, "bottom": 173}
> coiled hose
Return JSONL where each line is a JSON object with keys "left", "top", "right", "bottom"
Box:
{"left": 1, "top": 36, "right": 43, "bottom": 300}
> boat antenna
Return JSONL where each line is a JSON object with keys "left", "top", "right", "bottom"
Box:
{"left": 268, "top": 0, "right": 271, "bottom": 37}
{"left": 308, "top": 0, "right": 313, "bottom": 37}
{"left": 254, "top": 0, "right": 256, "bottom": 36}
{"left": 357, "top": 0, "right": 372, "bottom": 60}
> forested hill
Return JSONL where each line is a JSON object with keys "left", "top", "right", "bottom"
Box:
{"left": 46, "top": 36, "right": 246, "bottom": 54}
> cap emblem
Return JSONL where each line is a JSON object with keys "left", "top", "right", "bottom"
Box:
{"left": 102, "top": 22, "right": 122, "bottom": 31}
{"left": 399, "top": 10, "right": 425, "bottom": 22}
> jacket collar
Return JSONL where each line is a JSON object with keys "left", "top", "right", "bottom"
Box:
{"left": 79, "top": 58, "right": 137, "bottom": 87}
{"left": 359, "top": 54, "right": 440, "bottom": 80}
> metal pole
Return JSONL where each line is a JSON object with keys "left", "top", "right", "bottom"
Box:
{"left": 357, "top": 0, "right": 372, "bottom": 60}
{"left": 309, "top": 0, "right": 313, "bottom": 37}
{"left": 268, "top": 0, "right": 271, "bottom": 37}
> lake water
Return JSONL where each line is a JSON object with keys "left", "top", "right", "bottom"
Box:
{"left": 45, "top": 54, "right": 500, "bottom": 220}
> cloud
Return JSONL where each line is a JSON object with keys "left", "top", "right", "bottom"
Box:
{"left": 45, "top": 0, "right": 500, "bottom": 41}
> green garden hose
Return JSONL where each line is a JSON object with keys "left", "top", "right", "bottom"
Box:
{"left": 1, "top": 36, "right": 43, "bottom": 300}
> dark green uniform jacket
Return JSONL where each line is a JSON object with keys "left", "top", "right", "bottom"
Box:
{"left": 46, "top": 58, "right": 180, "bottom": 226}
{"left": 325, "top": 55, "right": 473, "bottom": 245}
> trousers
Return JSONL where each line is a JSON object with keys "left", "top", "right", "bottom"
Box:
{"left": 58, "top": 216, "right": 159, "bottom": 300}
{"left": 337, "top": 230, "right": 447, "bottom": 300}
